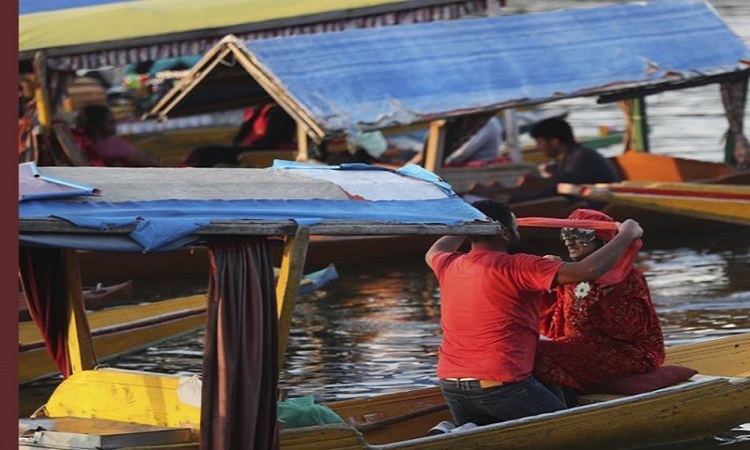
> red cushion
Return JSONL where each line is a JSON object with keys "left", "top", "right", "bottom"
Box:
{"left": 585, "top": 366, "right": 698, "bottom": 395}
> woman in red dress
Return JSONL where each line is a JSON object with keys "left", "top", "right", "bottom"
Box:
{"left": 534, "top": 209, "right": 665, "bottom": 397}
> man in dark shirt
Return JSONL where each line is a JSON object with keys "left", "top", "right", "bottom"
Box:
{"left": 509, "top": 117, "right": 621, "bottom": 204}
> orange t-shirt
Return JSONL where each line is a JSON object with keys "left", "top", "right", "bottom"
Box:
{"left": 432, "top": 249, "right": 563, "bottom": 382}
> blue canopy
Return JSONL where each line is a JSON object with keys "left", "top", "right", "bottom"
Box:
{"left": 18, "top": 162, "right": 496, "bottom": 252}
{"left": 150, "top": 0, "right": 750, "bottom": 138}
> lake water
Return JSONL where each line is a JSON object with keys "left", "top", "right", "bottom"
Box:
{"left": 19, "top": 0, "right": 750, "bottom": 447}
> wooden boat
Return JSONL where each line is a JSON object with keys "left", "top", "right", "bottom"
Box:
{"left": 293, "top": 333, "right": 750, "bottom": 449}
{"left": 558, "top": 180, "right": 750, "bottom": 227}
{"left": 19, "top": 264, "right": 338, "bottom": 385}
{"left": 19, "top": 333, "right": 750, "bottom": 449}
{"left": 19, "top": 280, "right": 134, "bottom": 321}
{"left": 19, "top": 294, "right": 207, "bottom": 385}
{"left": 500, "top": 151, "right": 747, "bottom": 239}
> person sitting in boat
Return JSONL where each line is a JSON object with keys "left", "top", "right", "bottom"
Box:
{"left": 442, "top": 116, "right": 504, "bottom": 166}
{"left": 425, "top": 200, "right": 644, "bottom": 427}
{"left": 509, "top": 117, "right": 621, "bottom": 203}
{"left": 73, "top": 104, "right": 160, "bottom": 167}
{"left": 407, "top": 115, "right": 506, "bottom": 167}
{"left": 182, "top": 103, "right": 297, "bottom": 167}
{"left": 534, "top": 208, "right": 665, "bottom": 405}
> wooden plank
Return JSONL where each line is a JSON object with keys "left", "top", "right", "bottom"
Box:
{"left": 276, "top": 227, "right": 310, "bottom": 369}
{"left": 665, "top": 333, "right": 750, "bottom": 377}
{"left": 63, "top": 250, "right": 96, "bottom": 374}
{"left": 19, "top": 417, "right": 192, "bottom": 449}
{"left": 20, "top": 219, "right": 502, "bottom": 236}
{"left": 32, "top": 52, "right": 51, "bottom": 130}
{"left": 148, "top": 43, "right": 236, "bottom": 121}
{"left": 281, "top": 424, "right": 368, "bottom": 450}
{"left": 376, "top": 378, "right": 750, "bottom": 449}
{"left": 43, "top": 369, "right": 202, "bottom": 431}
{"left": 296, "top": 121, "right": 309, "bottom": 162}
{"left": 423, "top": 120, "right": 446, "bottom": 176}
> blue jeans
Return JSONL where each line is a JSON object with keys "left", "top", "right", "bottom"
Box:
{"left": 439, "top": 377, "right": 567, "bottom": 426}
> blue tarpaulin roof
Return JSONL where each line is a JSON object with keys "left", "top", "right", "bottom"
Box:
{"left": 150, "top": 0, "right": 750, "bottom": 138}
{"left": 18, "top": 162, "right": 496, "bottom": 252}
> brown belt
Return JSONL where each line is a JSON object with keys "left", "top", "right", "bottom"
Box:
{"left": 442, "top": 378, "right": 505, "bottom": 389}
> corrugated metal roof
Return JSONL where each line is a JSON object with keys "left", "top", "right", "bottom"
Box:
{"left": 150, "top": 0, "right": 750, "bottom": 139}
{"left": 20, "top": 0, "right": 489, "bottom": 70}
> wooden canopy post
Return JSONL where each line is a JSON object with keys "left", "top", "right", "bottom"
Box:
{"left": 295, "top": 121, "right": 309, "bottom": 162}
{"left": 503, "top": 109, "right": 522, "bottom": 162}
{"left": 424, "top": 119, "right": 447, "bottom": 176}
{"left": 32, "top": 52, "right": 52, "bottom": 132}
{"left": 62, "top": 249, "right": 96, "bottom": 374}
{"left": 626, "top": 97, "right": 650, "bottom": 153}
{"left": 276, "top": 227, "right": 310, "bottom": 368}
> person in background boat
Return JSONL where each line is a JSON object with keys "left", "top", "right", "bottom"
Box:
{"left": 534, "top": 209, "right": 665, "bottom": 404}
{"left": 425, "top": 200, "right": 644, "bottom": 426}
{"left": 443, "top": 116, "right": 504, "bottom": 166}
{"left": 182, "top": 103, "right": 297, "bottom": 167}
{"left": 406, "top": 116, "right": 505, "bottom": 167}
{"left": 73, "top": 104, "right": 160, "bottom": 167}
{"left": 508, "top": 117, "right": 620, "bottom": 203}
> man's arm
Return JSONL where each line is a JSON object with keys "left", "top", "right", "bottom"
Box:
{"left": 425, "top": 235, "right": 466, "bottom": 270}
{"left": 554, "top": 219, "right": 642, "bottom": 285}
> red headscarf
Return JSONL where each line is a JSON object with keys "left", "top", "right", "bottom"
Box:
{"left": 567, "top": 209, "right": 642, "bottom": 286}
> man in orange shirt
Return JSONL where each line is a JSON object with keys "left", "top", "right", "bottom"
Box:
{"left": 426, "top": 200, "right": 643, "bottom": 426}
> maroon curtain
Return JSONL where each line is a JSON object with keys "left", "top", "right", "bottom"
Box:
{"left": 201, "top": 238, "right": 279, "bottom": 450}
{"left": 18, "top": 247, "right": 72, "bottom": 377}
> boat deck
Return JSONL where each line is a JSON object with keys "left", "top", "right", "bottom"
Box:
{"left": 19, "top": 417, "right": 196, "bottom": 449}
